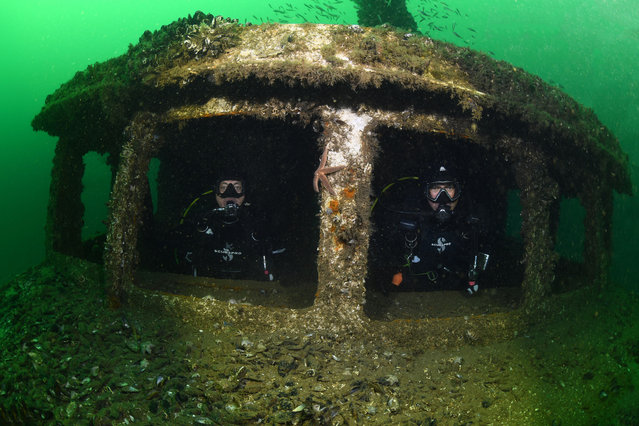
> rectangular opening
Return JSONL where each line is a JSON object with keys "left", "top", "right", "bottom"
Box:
{"left": 81, "top": 152, "right": 111, "bottom": 242}
{"left": 552, "top": 197, "right": 586, "bottom": 292}
{"left": 554, "top": 197, "right": 585, "bottom": 263}
{"left": 136, "top": 116, "right": 321, "bottom": 308}
{"left": 366, "top": 127, "right": 522, "bottom": 320}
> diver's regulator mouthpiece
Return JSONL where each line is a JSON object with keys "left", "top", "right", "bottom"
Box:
{"left": 224, "top": 201, "right": 239, "bottom": 218}
{"left": 434, "top": 204, "right": 453, "bottom": 223}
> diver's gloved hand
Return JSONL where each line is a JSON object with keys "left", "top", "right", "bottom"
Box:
{"left": 391, "top": 271, "right": 403, "bottom": 286}
{"left": 467, "top": 269, "right": 479, "bottom": 295}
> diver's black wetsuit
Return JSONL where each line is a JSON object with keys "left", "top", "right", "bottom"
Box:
{"left": 374, "top": 191, "right": 489, "bottom": 291}
{"left": 176, "top": 200, "right": 274, "bottom": 280}
{"left": 399, "top": 204, "right": 484, "bottom": 290}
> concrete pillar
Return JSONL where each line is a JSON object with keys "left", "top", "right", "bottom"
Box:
{"left": 311, "top": 108, "right": 376, "bottom": 332}
{"left": 514, "top": 157, "right": 559, "bottom": 312}
{"left": 104, "top": 112, "right": 158, "bottom": 306}
{"left": 46, "top": 137, "right": 85, "bottom": 257}
{"left": 583, "top": 187, "right": 613, "bottom": 287}
{"left": 497, "top": 136, "right": 559, "bottom": 312}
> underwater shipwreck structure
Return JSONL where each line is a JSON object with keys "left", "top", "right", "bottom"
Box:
{"left": 32, "top": 13, "right": 631, "bottom": 340}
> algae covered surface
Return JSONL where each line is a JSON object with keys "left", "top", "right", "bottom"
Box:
{"left": 2, "top": 257, "right": 638, "bottom": 424}
{"left": 32, "top": 15, "right": 631, "bottom": 196}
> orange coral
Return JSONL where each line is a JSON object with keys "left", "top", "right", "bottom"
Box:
{"left": 328, "top": 199, "right": 340, "bottom": 213}
{"left": 342, "top": 187, "right": 356, "bottom": 199}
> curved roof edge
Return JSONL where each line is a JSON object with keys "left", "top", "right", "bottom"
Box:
{"left": 31, "top": 12, "right": 631, "bottom": 194}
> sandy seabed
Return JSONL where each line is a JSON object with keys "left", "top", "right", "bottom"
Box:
{"left": 1, "top": 257, "right": 638, "bottom": 425}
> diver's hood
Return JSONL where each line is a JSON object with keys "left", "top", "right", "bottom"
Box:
{"left": 423, "top": 165, "right": 461, "bottom": 203}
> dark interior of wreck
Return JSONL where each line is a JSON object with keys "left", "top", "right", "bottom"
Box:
{"left": 72, "top": 111, "right": 597, "bottom": 312}
{"left": 366, "top": 126, "right": 526, "bottom": 293}
{"left": 136, "top": 116, "right": 321, "bottom": 287}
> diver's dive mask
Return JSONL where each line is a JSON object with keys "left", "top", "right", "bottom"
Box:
{"left": 426, "top": 181, "right": 460, "bottom": 223}
{"left": 217, "top": 180, "right": 244, "bottom": 199}
{"left": 425, "top": 181, "right": 461, "bottom": 204}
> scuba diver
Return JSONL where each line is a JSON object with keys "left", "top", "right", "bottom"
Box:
{"left": 174, "top": 173, "right": 281, "bottom": 281}
{"left": 374, "top": 164, "right": 490, "bottom": 294}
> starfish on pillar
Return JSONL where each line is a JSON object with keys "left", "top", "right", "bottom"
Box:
{"left": 313, "top": 145, "right": 347, "bottom": 196}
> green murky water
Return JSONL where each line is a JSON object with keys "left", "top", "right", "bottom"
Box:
{"left": 1, "top": 1, "right": 638, "bottom": 423}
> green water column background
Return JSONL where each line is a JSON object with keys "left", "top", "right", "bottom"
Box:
{"left": 0, "top": 0, "right": 637, "bottom": 286}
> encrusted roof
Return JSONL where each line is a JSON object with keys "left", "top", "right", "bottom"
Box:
{"left": 32, "top": 12, "right": 631, "bottom": 194}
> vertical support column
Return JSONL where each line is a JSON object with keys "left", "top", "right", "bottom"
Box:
{"left": 45, "top": 137, "right": 85, "bottom": 257}
{"left": 503, "top": 137, "right": 558, "bottom": 312}
{"left": 312, "top": 108, "right": 376, "bottom": 333}
{"left": 104, "top": 112, "right": 158, "bottom": 307}
{"left": 583, "top": 186, "right": 613, "bottom": 287}
{"left": 518, "top": 179, "right": 558, "bottom": 312}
